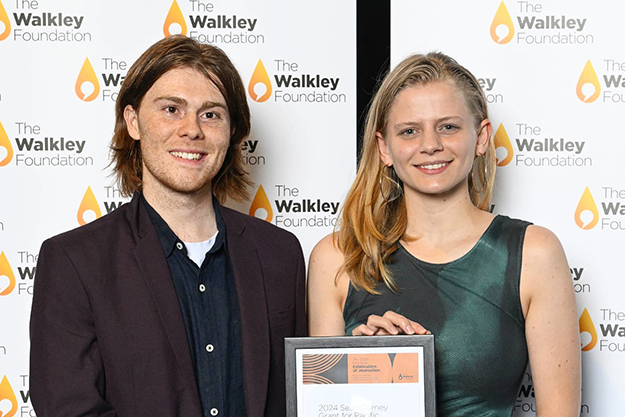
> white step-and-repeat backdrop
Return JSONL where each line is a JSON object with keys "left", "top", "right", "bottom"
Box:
{"left": 0, "top": 1, "right": 355, "bottom": 415}
{"left": 392, "top": 1, "right": 624, "bottom": 416}
{"left": 0, "top": 1, "right": 622, "bottom": 415}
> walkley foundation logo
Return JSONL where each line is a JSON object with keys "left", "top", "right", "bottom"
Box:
{"left": 577, "top": 58, "right": 625, "bottom": 104}
{"left": 0, "top": 0, "right": 11, "bottom": 41}
{"left": 249, "top": 185, "right": 273, "bottom": 222}
{"left": 575, "top": 186, "right": 625, "bottom": 231}
{"left": 3, "top": 120, "right": 93, "bottom": 167}
{"left": 1, "top": 0, "right": 90, "bottom": 43}
{"left": 9, "top": 250, "right": 37, "bottom": 296}
{"left": 494, "top": 124, "right": 513, "bottom": 166}
{"left": 575, "top": 187, "right": 599, "bottom": 230}
{"left": 493, "top": 122, "right": 590, "bottom": 168}
{"left": 77, "top": 186, "right": 103, "bottom": 226}
{"left": 570, "top": 266, "right": 590, "bottom": 294}
{"left": 477, "top": 77, "right": 504, "bottom": 104}
{"left": 241, "top": 138, "right": 265, "bottom": 166}
{"left": 490, "top": 1, "right": 514, "bottom": 44}
{"left": 580, "top": 308, "right": 598, "bottom": 351}
{"left": 249, "top": 58, "right": 346, "bottom": 104}
{"left": 252, "top": 184, "right": 341, "bottom": 228}
{"left": 0, "top": 375, "right": 18, "bottom": 417}
{"left": 0, "top": 121, "right": 13, "bottom": 167}
{"left": 489, "top": 1, "right": 593, "bottom": 46}
{"left": 514, "top": 371, "right": 590, "bottom": 414}
{"left": 248, "top": 60, "right": 272, "bottom": 103}
{"left": 74, "top": 56, "right": 128, "bottom": 102}
{"left": 0, "top": 252, "right": 16, "bottom": 297}
{"left": 183, "top": 1, "right": 264, "bottom": 45}
{"left": 75, "top": 58, "right": 100, "bottom": 102}
{"left": 164, "top": 0, "right": 187, "bottom": 37}
{"left": 576, "top": 60, "right": 601, "bottom": 103}
{"left": 76, "top": 185, "right": 127, "bottom": 226}
{"left": 581, "top": 307, "right": 625, "bottom": 353}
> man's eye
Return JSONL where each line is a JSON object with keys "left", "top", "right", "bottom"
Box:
{"left": 203, "top": 112, "right": 215, "bottom": 119}
{"left": 165, "top": 106, "right": 177, "bottom": 113}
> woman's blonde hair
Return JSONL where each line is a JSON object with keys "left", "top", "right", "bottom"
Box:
{"left": 337, "top": 52, "right": 496, "bottom": 293}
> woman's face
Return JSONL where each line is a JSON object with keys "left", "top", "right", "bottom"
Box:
{"left": 376, "top": 80, "right": 491, "bottom": 200}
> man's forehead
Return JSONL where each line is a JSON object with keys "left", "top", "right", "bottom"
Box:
{"left": 157, "top": 66, "right": 222, "bottom": 87}
{"left": 145, "top": 67, "right": 226, "bottom": 102}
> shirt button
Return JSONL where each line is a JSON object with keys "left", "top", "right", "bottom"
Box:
{"left": 176, "top": 242, "right": 184, "bottom": 250}
{"left": 199, "top": 284, "right": 206, "bottom": 292}
{"left": 205, "top": 344, "right": 214, "bottom": 353}
{"left": 210, "top": 408, "right": 218, "bottom": 416}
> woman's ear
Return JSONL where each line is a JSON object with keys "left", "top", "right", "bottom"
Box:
{"left": 475, "top": 119, "right": 492, "bottom": 156}
{"left": 376, "top": 132, "right": 392, "bottom": 166}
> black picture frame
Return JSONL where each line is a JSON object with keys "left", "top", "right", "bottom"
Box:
{"left": 285, "top": 335, "right": 436, "bottom": 416}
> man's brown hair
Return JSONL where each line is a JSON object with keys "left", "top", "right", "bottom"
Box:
{"left": 110, "top": 35, "right": 252, "bottom": 202}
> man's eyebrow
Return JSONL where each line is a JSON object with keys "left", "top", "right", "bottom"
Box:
{"left": 200, "top": 101, "right": 228, "bottom": 110}
{"left": 153, "top": 96, "right": 227, "bottom": 110}
{"left": 153, "top": 96, "right": 187, "bottom": 105}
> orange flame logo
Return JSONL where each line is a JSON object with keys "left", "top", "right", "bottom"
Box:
{"left": 0, "top": 252, "right": 16, "bottom": 297}
{"left": 0, "top": 121, "right": 13, "bottom": 167}
{"left": 0, "top": 0, "right": 11, "bottom": 42}
{"left": 75, "top": 58, "right": 100, "bottom": 102}
{"left": 493, "top": 124, "right": 513, "bottom": 166}
{"left": 490, "top": 1, "right": 515, "bottom": 44}
{"left": 163, "top": 0, "right": 187, "bottom": 37}
{"left": 249, "top": 185, "right": 273, "bottom": 222}
{"left": 574, "top": 187, "right": 599, "bottom": 230}
{"left": 0, "top": 375, "right": 18, "bottom": 417}
{"left": 77, "top": 186, "right": 102, "bottom": 226}
{"left": 248, "top": 60, "right": 272, "bottom": 103}
{"left": 579, "top": 308, "right": 598, "bottom": 352}
{"left": 576, "top": 60, "right": 600, "bottom": 103}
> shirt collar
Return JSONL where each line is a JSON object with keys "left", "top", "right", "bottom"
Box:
{"left": 141, "top": 193, "right": 227, "bottom": 258}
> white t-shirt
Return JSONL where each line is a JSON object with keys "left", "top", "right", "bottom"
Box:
{"left": 183, "top": 231, "right": 218, "bottom": 267}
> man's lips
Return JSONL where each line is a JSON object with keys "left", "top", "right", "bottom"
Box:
{"left": 170, "top": 151, "right": 205, "bottom": 161}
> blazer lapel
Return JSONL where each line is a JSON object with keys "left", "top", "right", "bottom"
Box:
{"left": 129, "top": 195, "right": 201, "bottom": 406}
{"left": 223, "top": 209, "right": 270, "bottom": 417}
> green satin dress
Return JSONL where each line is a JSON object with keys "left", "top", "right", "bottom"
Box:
{"left": 343, "top": 215, "right": 530, "bottom": 416}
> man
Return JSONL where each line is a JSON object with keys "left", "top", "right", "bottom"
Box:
{"left": 30, "top": 35, "right": 306, "bottom": 417}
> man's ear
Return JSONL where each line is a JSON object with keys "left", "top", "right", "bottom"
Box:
{"left": 376, "top": 132, "right": 393, "bottom": 167}
{"left": 124, "top": 105, "right": 141, "bottom": 141}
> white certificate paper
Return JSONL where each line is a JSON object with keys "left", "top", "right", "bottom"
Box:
{"left": 295, "top": 346, "right": 426, "bottom": 417}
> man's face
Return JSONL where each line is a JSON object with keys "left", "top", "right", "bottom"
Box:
{"left": 124, "top": 67, "right": 231, "bottom": 197}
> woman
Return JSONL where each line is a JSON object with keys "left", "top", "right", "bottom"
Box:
{"left": 308, "top": 52, "right": 581, "bottom": 416}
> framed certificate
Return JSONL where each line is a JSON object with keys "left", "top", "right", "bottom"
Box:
{"left": 285, "top": 335, "right": 436, "bottom": 417}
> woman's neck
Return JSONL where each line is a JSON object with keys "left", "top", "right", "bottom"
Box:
{"left": 401, "top": 186, "right": 493, "bottom": 262}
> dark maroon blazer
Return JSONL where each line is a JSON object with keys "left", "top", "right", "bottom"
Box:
{"left": 29, "top": 194, "right": 306, "bottom": 417}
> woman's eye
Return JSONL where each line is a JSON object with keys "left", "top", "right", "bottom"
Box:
{"left": 402, "top": 128, "right": 416, "bottom": 135}
{"left": 441, "top": 125, "right": 458, "bottom": 132}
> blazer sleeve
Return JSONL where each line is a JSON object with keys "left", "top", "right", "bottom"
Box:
{"left": 30, "top": 238, "right": 117, "bottom": 417}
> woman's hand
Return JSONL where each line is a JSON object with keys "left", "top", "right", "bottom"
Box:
{"left": 352, "top": 311, "right": 430, "bottom": 336}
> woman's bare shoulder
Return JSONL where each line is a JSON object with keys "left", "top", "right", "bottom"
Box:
{"left": 309, "top": 232, "right": 344, "bottom": 269}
